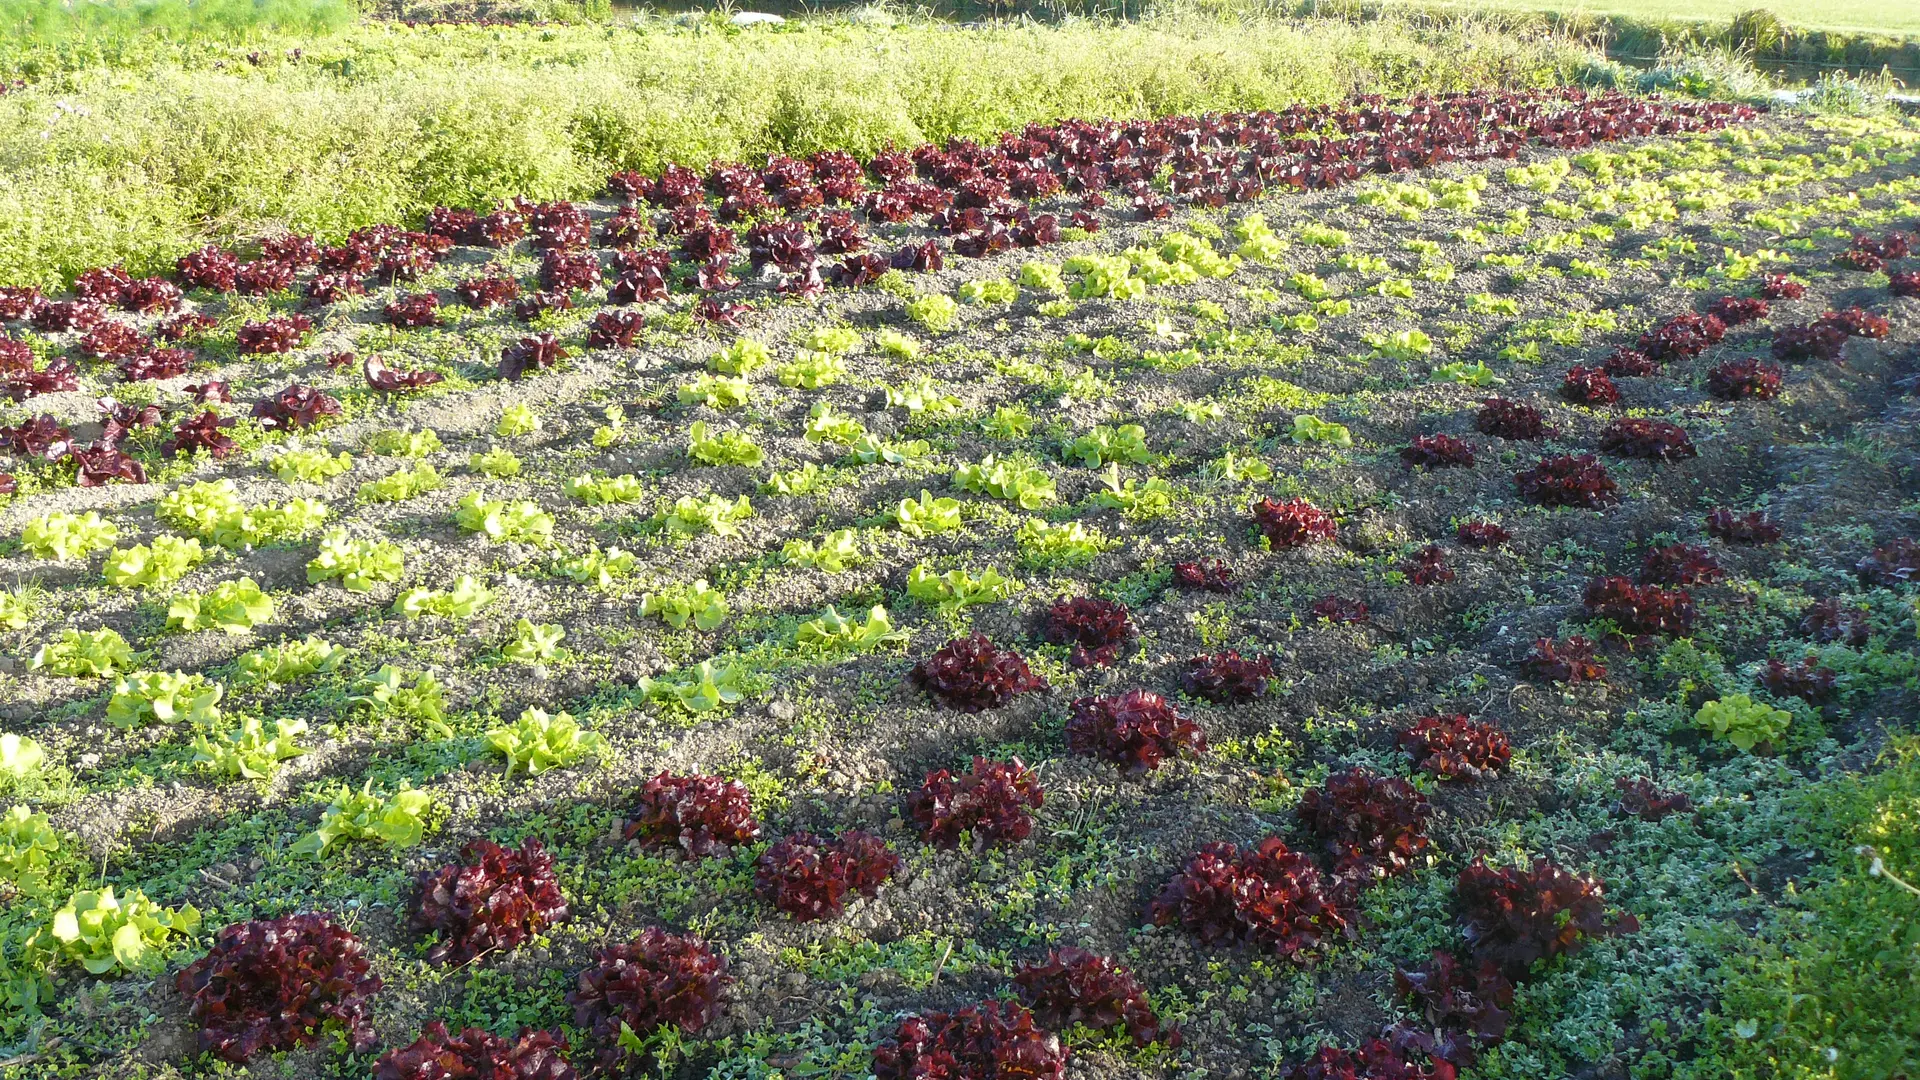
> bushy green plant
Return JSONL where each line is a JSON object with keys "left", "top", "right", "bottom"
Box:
{"left": 167, "top": 577, "right": 274, "bottom": 634}
{"left": 20, "top": 511, "right": 119, "bottom": 561}
{"left": 357, "top": 463, "right": 443, "bottom": 503}
{"left": 640, "top": 580, "right": 729, "bottom": 631}
{"left": 958, "top": 278, "right": 1018, "bottom": 305}
{"left": 1696, "top": 693, "right": 1791, "bottom": 751}
{"left": 952, "top": 456, "right": 1056, "bottom": 509}
{"left": 783, "top": 530, "right": 863, "bottom": 572}
{"left": 1289, "top": 414, "right": 1354, "bottom": 447}
{"left": 306, "top": 530, "right": 404, "bottom": 592}
{"left": 0, "top": 734, "right": 45, "bottom": 780}
{"left": 1062, "top": 424, "right": 1149, "bottom": 468}
{"left": 686, "top": 421, "right": 765, "bottom": 467}
{"left": 679, "top": 374, "right": 752, "bottom": 409}
{"left": 1089, "top": 464, "right": 1174, "bottom": 515}
{"left": 393, "top": 575, "right": 495, "bottom": 619}
{"left": 37, "top": 887, "right": 199, "bottom": 976}
{"left": 0, "top": 806, "right": 61, "bottom": 898}
{"left": 159, "top": 480, "right": 326, "bottom": 547}
{"left": 293, "top": 781, "right": 432, "bottom": 858}
{"left": 1017, "top": 518, "right": 1110, "bottom": 566}
{"left": 906, "top": 565, "right": 1020, "bottom": 614}
{"left": 1019, "top": 262, "right": 1065, "bottom": 293}
{"left": 496, "top": 404, "right": 541, "bottom": 437}
{"left": 365, "top": 428, "right": 442, "bottom": 458}
{"left": 906, "top": 294, "right": 960, "bottom": 333}
{"left": 270, "top": 445, "right": 353, "bottom": 484}
{"left": 777, "top": 351, "right": 847, "bottom": 389}
{"left": 638, "top": 660, "right": 749, "bottom": 714}
{"left": 563, "top": 473, "right": 645, "bottom": 505}
{"left": 484, "top": 708, "right": 606, "bottom": 777}
{"left": 1431, "top": 360, "right": 1501, "bottom": 386}
{"left": 801, "top": 326, "right": 860, "bottom": 354}
{"left": 469, "top": 447, "right": 523, "bottom": 478}
{"left": 982, "top": 405, "right": 1034, "bottom": 439}
{"left": 1368, "top": 329, "right": 1435, "bottom": 361}
{"left": 846, "top": 434, "right": 929, "bottom": 465}
{"left": 794, "top": 605, "right": 906, "bottom": 656}
{"left": 876, "top": 327, "right": 920, "bottom": 359}
{"left": 897, "top": 490, "right": 964, "bottom": 538}
{"left": 106, "top": 670, "right": 223, "bottom": 729}
{"left": 190, "top": 716, "right": 308, "bottom": 780}
{"left": 30, "top": 627, "right": 143, "bottom": 677}
{"left": 659, "top": 494, "right": 753, "bottom": 537}
{"left": 712, "top": 338, "right": 771, "bottom": 375}
{"left": 551, "top": 547, "right": 637, "bottom": 588}
{"left": 500, "top": 620, "right": 565, "bottom": 663}
{"left": 804, "top": 404, "right": 867, "bottom": 445}
{"left": 1205, "top": 449, "right": 1273, "bottom": 482}
{"left": 884, "top": 376, "right": 960, "bottom": 416}
{"left": 454, "top": 493, "right": 554, "bottom": 544}
{"left": 102, "top": 535, "right": 205, "bottom": 589}
{"left": 1065, "top": 255, "right": 1146, "bottom": 300}
{"left": 350, "top": 665, "right": 446, "bottom": 732}
{"left": 233, "top": 635, "right": 344, "bottom": 684}
{"left": 1297, "top": 223, "right": 1350, "bottom": 248}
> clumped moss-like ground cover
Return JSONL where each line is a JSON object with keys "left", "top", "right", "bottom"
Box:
{"left": 0, "top": 88, "right": 1917, "bottom": 1080}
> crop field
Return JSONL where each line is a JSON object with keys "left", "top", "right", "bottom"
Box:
{"left": 1, "top": 19, "right": 1919, "bottom": 1080}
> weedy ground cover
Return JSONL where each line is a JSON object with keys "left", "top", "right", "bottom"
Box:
{"left": 0, "top": 75, "right": 1915, "bottom": 1080}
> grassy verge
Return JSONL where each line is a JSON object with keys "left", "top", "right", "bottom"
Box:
{"left": 0, "top": 9, "right": 1602, "bottom": 289}
{"left": 1694, "top": 736, "right": 1920, "bottom": 1079}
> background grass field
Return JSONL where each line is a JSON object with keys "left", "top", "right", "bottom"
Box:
{"left": 1400, "top": 0, "right": 1920, "bottom": 37}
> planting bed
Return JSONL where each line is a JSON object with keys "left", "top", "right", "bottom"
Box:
{"left": 0, "top": 90, "right": 1917, "bottom": 1079}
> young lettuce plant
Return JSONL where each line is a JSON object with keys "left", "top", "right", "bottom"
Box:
{"left": 640, "top": 580, "right": 729, "bottom": 631}
{"left": 190, "top": 717, "right": 309, "bottom": 780}
{"left": 271, "top": 446, "right": 353, "bottom": 484}
{"left": 637, "top": 660, "right": 750, "bottom": 714}
{"left": 563, "top": 473, "right": 645, "bottom": 505}
{"left": 686, "top": 422, "right": 765, "bottom": 467}
{"left": 106, "top": 670, "right": 223, "bottom": 729}
{"left": 455, "top": 493, "right": 555, "bottom": 544}
{"left": 1063, "top": 424, "right": 1150, "bottom": 468}
{"left": 350, "top": 665, "right": 448, "bottom": 733}
{"left": 307, "top": 530, "right": 404, "bottom": 592}
{"left": 102, "top": 535, "right": 205, "bottom": 589}
{"left": 0, "top": 806, "right": 63, "bottom": 898}
{"left": 393, "top": 575, "right": 496, "bottom": 619}
{"left": 167, "top": 579, "right": 276, "bottom": 635}
{"left": 30, "top": 627, "right": 145, "bottom": 677}
{"left": 233, "top": 636, "right": 345, "bottom": 685}
{"left": 1694, "top": 693, "right": 1790, "bottom": 752}
{"left": 357, "top": 464, "right": 443, "bottom": 504}
{"left": 294, "top": 781, "right": 433, "bottom": 858}
{"left": 500, "top": 620, "right": 565, "bottom": 663}
{"left": 37, "top": 886, "right": 199, "bottom": 976}
{"left": 659, "top": 494, "right": 754, "bottom": 537}
{"left": 896, "top": 491, "right": 964, "bottom": 537}
{"left": 952, "top": 456, "right": 1056, "bottom": 509}
{"left": 484, "top": 708, "right": 607, "bottom": 776}
{"left": 906, "top": 565, "right": 1021, "bottom": 614}
{"left": 21, "top": 511, "right": 120, "bottom": 561}
{"left": 783, "top": 530, "right": 862, "bottom": 571}
{"left": 794, "top": 605, "right": 906, "bottom": 656}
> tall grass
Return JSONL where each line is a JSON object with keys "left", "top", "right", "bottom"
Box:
{"left": 1, "top": 0, "right": 358, "bottom": 45}
{"left": 0, "top": 10, "right": 1601, "bottom": 287}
